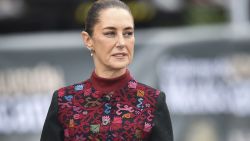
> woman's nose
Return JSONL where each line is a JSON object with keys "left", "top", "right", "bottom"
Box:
{"left": 116, "top": 34, "right": 125, "bottom": 49}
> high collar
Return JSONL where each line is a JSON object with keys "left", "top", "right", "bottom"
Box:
{"left": 90, "top": 69, "right": 132, "bottom": 92}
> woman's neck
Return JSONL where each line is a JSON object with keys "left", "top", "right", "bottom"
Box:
{"left": 90, "top": 68, "right": 131, "bottom": 92}
{"left": 94, "top": 68, "right": 127, "bottom": 79}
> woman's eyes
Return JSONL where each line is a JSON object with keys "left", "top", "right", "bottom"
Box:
{"left": 123, "top": 31, "right": 134, "bottom": 37}
{"left": 104, "top": 32, "right": 115, "bottom": 37}
{"left": 103, "top": 31, "right": 134, "bottom": 38}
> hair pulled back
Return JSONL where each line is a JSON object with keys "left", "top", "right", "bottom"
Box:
{"left": 85, "top": 0, "right": 132, "bottom": 36}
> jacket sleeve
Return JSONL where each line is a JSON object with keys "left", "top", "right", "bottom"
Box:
{"left": 40, "top": 91, "right": 64, "bottom": 141}
{"left": 149, "top": 92, "right": 174, "bottom": 141}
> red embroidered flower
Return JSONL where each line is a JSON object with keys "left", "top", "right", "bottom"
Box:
{"left": 128, "top": 81, "right": 137, "bottom": 89}
{"left": 84, "top": 82, "right": 91, "bottom": 89}
{"left": 155, "top": 90, "right": 160, "bottom": 97}
{"left": 84, "top": 88, "right": 92, "bottom": 96}
{"left": 73, "top": 114, "right": 80, "bottom": 120}
{"left": 58, "top": 89, "right": 65, "bottom": 97}
{"left": 143, "top": 122, "right": 152, "bottom": 132}
{"left": 92, "top": 90, "right": 101, "bottom": 98}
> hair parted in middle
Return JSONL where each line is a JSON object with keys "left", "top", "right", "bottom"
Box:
{"left": 85, "top": 0, "right": 133, "bottom": 36}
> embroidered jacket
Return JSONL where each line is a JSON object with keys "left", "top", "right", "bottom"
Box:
{"left": 41, "top": 71, "right": 173, "bottom": 141}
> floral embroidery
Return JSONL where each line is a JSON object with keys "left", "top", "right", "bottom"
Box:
{"left": 143, "top": 122, "right": 152, "bottom": 132}
{"left": 111, "top": 117, "right": 122, "bottom": 131}
{"left": 64, "top": 95, "right": 73, "bottom": 102}
{"left": 156, "top": 90, "right": 161, "bottom": 97}
{"left": 136, "top": 98, "right": 144, "bottom": 109}
{"left": 102, "top": 116, "right": 110, "bottom": 125}
{"left": 116, "top": 104, "right": 134, "bottom": 115}
{"left": 83, "top": 88, "right": 92, "bottom": 96}
{"left": 57, "top": 79, "right": 160, "bottom": 141}
{"left": 58, "top": 89, "right": 65, "bottom": 97}
{"left": 73, "top": 114, "right": 80, "bottom": 120}
{"left": 128, "top": 80, "right": 137, "bottom": 89}
{"left": 82, "top": 111, "right": 88, "bottom": 115}
{"left": 104, "top": 103, "right": 111, "bottom": 114}
{"left": 90, "top": 124, "right": 100, "bottom": 133}
{"left": 137, "top": 90, "right": 145, "bottom": 97}
{"left": 69, "top": 119, "right": 74, "bottom": 128}
{"left": 122, "top": 113, "right": 132, "bottom": 119}
{"left": 74, "top": 84, "right": 84, "bottom": 91}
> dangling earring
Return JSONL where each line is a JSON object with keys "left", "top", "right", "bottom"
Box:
{"left": 87, "top": 47, "right": 94, "bottom": 56}
{"left": 90, "top": 49, "right": 94, "bottom": 56}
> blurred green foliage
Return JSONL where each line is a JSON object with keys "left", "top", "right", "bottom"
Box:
{"left": 185, "top": 4, "right": 228, "bottom": 25}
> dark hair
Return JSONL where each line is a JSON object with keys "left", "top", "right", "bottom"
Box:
{"left": 85, "top": 0, "right": 133, "bottom": 36}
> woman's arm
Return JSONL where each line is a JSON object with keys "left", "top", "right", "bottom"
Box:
{"left": 149, "top": 92, "right": 174, "bottom": 141}
{"left": 40, "top": 91, "right": 64, "bottom": 141}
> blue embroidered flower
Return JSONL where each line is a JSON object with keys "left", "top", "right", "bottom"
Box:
{"left": 104, "top": 103, "right": 111, "bottom": 114}
{"left": 74, "top": 84, "right": 84, "bottom": 91}
{"left": 64, "top": 95, "right": 73, "bottom": 102}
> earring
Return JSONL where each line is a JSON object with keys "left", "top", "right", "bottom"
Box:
{"left": 90, "top": 50, "right": 93, "bottom": 56}
{"left": 87, "top": 47, "right": 94, "bottom": 56}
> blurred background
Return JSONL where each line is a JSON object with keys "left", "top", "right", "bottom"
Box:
{"left": 0, "top": 0, "right": 250, "bottom": 141}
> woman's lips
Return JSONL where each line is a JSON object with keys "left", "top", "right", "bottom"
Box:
{"left": 112, "top": 53, "right": 127, "bottom": 59}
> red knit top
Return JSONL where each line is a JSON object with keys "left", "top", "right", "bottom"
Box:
{"left": 91, "top": 70, "right": 132, "bottom": 92}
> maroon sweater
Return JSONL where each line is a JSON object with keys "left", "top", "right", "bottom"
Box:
{"left": 41, "top": 70, "right": 173, "bottom": 141}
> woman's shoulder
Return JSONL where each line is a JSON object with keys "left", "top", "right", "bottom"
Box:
{"left": 53, "top": 79, "right": 91, "bottom": 95}
{"left": 134, "top": 81, "right": 164, "bottom": 98}
{"left": 136, "top": 82, "right": 158, "bottom": 90}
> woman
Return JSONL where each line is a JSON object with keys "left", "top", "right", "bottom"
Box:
{"left": 40, "top": 0, "right": 173, "bottom": 140}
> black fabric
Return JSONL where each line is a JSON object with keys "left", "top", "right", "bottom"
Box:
{"left": 40, "top": 91, "right": 64, "bottom": 141}
{"left": 149, "top": 92, "right": 174, "bottom": 141}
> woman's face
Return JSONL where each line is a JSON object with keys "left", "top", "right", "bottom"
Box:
{"left": 84, "top": 8, "right": 135, "bottom": 72}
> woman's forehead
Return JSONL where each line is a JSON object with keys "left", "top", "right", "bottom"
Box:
{"left": 97, "top": 8, "right": 134, "bottom": 28}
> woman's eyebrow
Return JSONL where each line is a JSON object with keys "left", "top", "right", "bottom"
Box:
{"left": 124, "top": 27, "right": 134, "bottom": 30}
{"left": 103, "top": 26, "right": 116, "bottom": 30}
{"left": 103, "top": 26, "right": 134, "bottom": 30}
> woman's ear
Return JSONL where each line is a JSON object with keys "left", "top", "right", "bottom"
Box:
{"left": 81, "top": 31, "right": 93, "bottom": 50}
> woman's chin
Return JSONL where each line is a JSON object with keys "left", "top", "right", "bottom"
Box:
{"left": 109, "top": 62, "right": 129, "bottom": 70}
